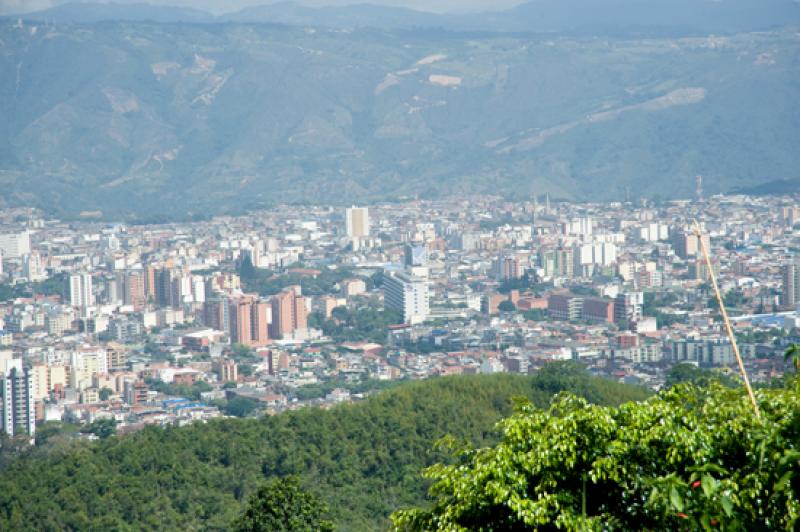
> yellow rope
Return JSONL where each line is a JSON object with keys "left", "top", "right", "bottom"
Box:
{"left": 693, "top": 220, "right": 760, "bottom": 418}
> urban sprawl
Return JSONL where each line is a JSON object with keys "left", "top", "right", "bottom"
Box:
{"left": 1, "top": 194, "right": 799, "bottom": 440}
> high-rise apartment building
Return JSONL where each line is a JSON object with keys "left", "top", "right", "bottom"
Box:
{"left": 493, "top": 254, "right": 523, "bottom": 281}
{"left": 383, "top": 271, "right": 429, "bottom": 325}
{"left": 0, "top": 355, "right": 35, "bottom": 437}
{"left": 66, "top": 273, "right": 94, "bottom": 309}
{"left": 671, "top": 230, "right": 710, "bottom": 260}
{"left": 565, "top": 217, "right": 594, "bottom": 238}
{"left": 144, "top": 265, "right": 157, "bottom": 300}
{"left": 781, "top": 260, "right": 800, "bottom": 308}
{"left": 203, "top": 297, "right": 230, "bottom": 333}
{"left": 542, "top": 247, "right": 574, "bottom": 278}
{"left": 229, "top": 296, "right": 270, "bottom": 347}
{"left": 614, "top": 292, "right": 644, "bottom": 325}
{"left": 270, "top": 290, "right": 308, "bottom": 339}
{"left": 123, "top": 271, "right": 146, "bottom": 310}
{"left": 155, "top": 268, "right": 173, "bottom": 307}
{"left": 345, "top": 206, "right": 370, "bottom": 238}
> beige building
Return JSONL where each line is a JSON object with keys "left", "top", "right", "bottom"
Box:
{"left": 345, "top": 206, "right": 370, "bottom": 238}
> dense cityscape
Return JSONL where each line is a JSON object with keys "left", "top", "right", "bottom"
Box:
{"left": 1, "top": 192, "right": 798, "bottom": 441}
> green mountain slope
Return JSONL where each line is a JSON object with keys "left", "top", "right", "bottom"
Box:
{"left": 1, "top": 19, "right": 799, "bottom": 217}
{"left": 0, "top": 364, "right": 648, "bottom": 530}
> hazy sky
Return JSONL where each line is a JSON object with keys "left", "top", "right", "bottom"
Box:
{"left": 0, "top": 0, "right": 528, "bottom": 15}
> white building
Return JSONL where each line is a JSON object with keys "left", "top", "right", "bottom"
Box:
{"left": 68, "top": 273, "right": 94, "bottom": 309}
{"left": 69, "top": 348, "right": 109, "bottom": 390}
{"left": 0, "top": 354, "right": 35, "bottom": 437}
{"left": 0, "top": 231, "right": 31, "bottom": 259}
{"left": 23, "top": 250, "right": 45, "bottom": 281}
{"left": 383, "top": 271, "right": 429, "bottom": 325}
{"left": 565, "top": 217, "right": 593, "bottom": 239}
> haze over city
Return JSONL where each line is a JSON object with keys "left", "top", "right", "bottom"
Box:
{"left": 0, "top": 0, "right": 798, "bottom": 530}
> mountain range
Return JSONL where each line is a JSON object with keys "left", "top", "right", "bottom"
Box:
{"left": 1, "top": 1, "right": 799, "bottom": 218}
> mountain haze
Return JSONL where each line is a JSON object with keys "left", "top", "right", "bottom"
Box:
{"left": 1, "top": 3, "right": 799, "bottom": 218}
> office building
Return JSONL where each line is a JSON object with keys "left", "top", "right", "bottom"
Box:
{"left": 404, "top": 244, "right": 427, "bottom": 267}
{"left": 383, "top": 271, "right": 429, "bottom": 325}
{"left": 0, "top": 231, "right": 31, "bottom": 259}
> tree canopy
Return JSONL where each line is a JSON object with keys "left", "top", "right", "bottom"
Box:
{"left": 232, "top": 476, "right": 333, "bottom": 532}
{"left": 391, "top": 380, "right": 800, "bottom": 531}
{"left": 0, "top": 364, "right": 647, "bottom": 530}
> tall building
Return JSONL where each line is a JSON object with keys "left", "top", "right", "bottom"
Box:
{"left": 493, "top": 254, "right": 523, "bottom": 281}
{"left": 0, "top": 356, "right": 35, "bottom": 437}
{"left": 69, "top": 348, "right": 108, "bottom": 390}
{"left": 565, "top": 217, "right": 593, "bottom": 238}
{"left": 23, "top": 251, "right": 45, "bottom": 281}
{"left": 123, "top": 271, "right": 146, "bottom": 310}
{"left": 614, "top": 292, "right": 644, "bottom": 325}
{"left": 542, "top": 247, "right": 574, "bottom": 278}
{"left": 404, "top": 244, "right": 428, "bottom": 268}
{"left": 0, "top": 231, "right": 31, "bottom": 259}
{"left": 66, "top": 273, "right": 94, "bottom": 309}
{"left": 781, "top": 260, "right": 800, "bottom": 308}
{"left": 345, "top": 206, "right": 370, "bottom": 238}
{"left": 229, "top": 296, "right": 270, "bottom": 347}
{"left": 144, "top": 265, "right": 157, "bottom": 301}
{"left": 270, "top": 290, "right": 308, "bottom": 339}
{"left": 383, "top": 271, "right": 429, "bottom": 325}
{"left": 155, "top": 268, "right": 173, "bottom": 307}
{"left": 203, "top": 297, "right": 230, "bottom": 333}
{"left": 671, "top": 231, "right": 710, "bottom": 260}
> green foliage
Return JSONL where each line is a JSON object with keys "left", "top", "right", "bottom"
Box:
{"left": 145, "top": 379, "right": 212, "bottom": 401}
{"left": 232, "top": 476, "right": 333, "bottom": 532}
{"left": 392, "top": 382, "right": 800, "bottom": 531}
{"left": 0, "top": 275, "right": 66, "bottom": 302}
{"left": 786, "top": 344, "right": 800, "bottom": 371}
{"left": 98, "top": 387, "right": 113, "bottom": 401}
{"left": 319, "top": 306, "right": 403, "bottom": 344}
{"left": 225, "top": 397, "right": 259, "bottom": 418}
{"left": 290, "top": 378, "right": 405, "bottom": 401}
{"left": 3, "top": 22, "right": 799, "bottom": 217}
{"left": 523, "top": 308, "right": 548, "bottom": 321}
{"left": 498, "top": 300, "right": 516, "bottom": 312}
{"left": 665, "top": 363, "right": 738, "bottom": 389}
{"left": 242, "top": 267, "right": 357, "bottom": 298}
{"left": 231, "top": 344, "right": 258, "bottom": 362}
{"left": 498, "top": 273, "right": 533, "bottom": 294}
{"left": 0, "top": 366, "right": 646, "bottom": 530}
{"left": 80, "top": 419, "right": 117, "bottom": 440}
{"left": 238, "top": 256, "right": 257, "bottom": 280}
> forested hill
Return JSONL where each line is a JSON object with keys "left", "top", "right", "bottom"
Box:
{"left": 2, "top": 19, "right": 799, "bottom": 218}
{"left": 0, "top": 363, "right": 648, "bottom": 531}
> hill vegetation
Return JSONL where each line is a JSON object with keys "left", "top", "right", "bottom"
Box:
{"left": 1, "top": 17, "right": 798, "bottom": 218}
{"left": 0, "top": 363, "right": 648, "bottom": 530}
{"left": 392, "top": 379, "right": 800, "bottom": 531}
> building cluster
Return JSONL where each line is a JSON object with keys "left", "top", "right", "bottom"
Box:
{"left": 0, "top": 194, "right": 798, "bottom": 439}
